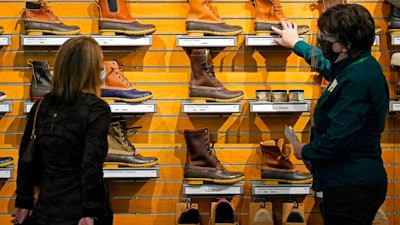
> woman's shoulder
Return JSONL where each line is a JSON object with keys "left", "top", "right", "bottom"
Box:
{"left": 79, "top": 93, "right": 110, "bottom": 109}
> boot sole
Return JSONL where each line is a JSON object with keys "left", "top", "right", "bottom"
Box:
{"left": 99, "top": 28, "right": 156, "bottom": 36}
{"left": 102, "top": 94, "right": 153, "bottom": 103}
{"left": 26, "top": 29, "right": 81, "bottom": 36}
{"left": 104, "top": 160, "right": 158, "bottom": 168}
{"left": 388, "top": 28, "right": 400, "bottom": 35}
{"left": 255, "top": 28, "right": 309, "bottom": 36}
{"left": 0, "top": 160, "right": 13, "bottom": 168}
{"left": 262, "top": 177, "right": 313, "bottom": 184}
{"left": 189, "top": 94, "right": 244, "bottom": 103}
{"left": 186, "top": 29, "right": 243, "bottom": 36}
{"left": 185, "top": 175, "right": 245, "bottom": 185}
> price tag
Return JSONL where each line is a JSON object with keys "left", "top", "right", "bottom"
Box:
{"left": 0, "top": 104, "right": 10, "bottom": 112}
{"left": 176, "top": 36, "right": 236, "bottom": 47}
{"left": 182, "top": 103, "right": 240, "bottom": 113}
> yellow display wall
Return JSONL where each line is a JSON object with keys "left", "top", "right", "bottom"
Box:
{"left": 0, "top": 0, "right": 397, "bottom": 224}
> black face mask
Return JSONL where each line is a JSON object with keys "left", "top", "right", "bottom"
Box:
{"left": 317, "top": 38, "right": 340, "bottom": 63}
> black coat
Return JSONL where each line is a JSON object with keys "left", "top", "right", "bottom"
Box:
{"left": 16, "top": 93, "right": 113, "bottom": 225}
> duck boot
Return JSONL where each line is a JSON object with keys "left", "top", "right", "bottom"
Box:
{"left": 389, "top": 5, "right": 400, "bottom": 35}
{"left": 259, "top": 139, "right": 312, "bottom": 184}
{"left": 0, "top": 92, "right": 6, "bottom": 102}
{"left": 105, "top": 119, "right": 158, "bottom": 167}
{"left": 97, "top": 0, "right": 156, "bottom": 36}
{"left": 27, "top": 59, "right": 52, "bottom": 102}
{"left": 0, "top": 157, "right": 13, "bottom": 167}
{"left": 0, "top": 25, "right": 4, "bottom": 34}
{"left": 189, "top": 49, "right": 244, "bottom": 102}
{"left": 22, "top": 0, "right": 80, "bottom": 35}
{"left": 181, "top": 127, "right": 245, "bottom": 185}
{"left": 391, "top": 52, "right": 400, "bottom": 100}
{"left": 101, "top": 60, "right": 153, "bottom": 102}
{"left": 186, "top": 0, "right": 242, "bottom": 36}
{"left": 250, "top": 0, "right": 309, "bottom": 35}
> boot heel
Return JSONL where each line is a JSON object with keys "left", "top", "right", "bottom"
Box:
{"left": 26, "top": 30, "right": 43, "bottom": 36}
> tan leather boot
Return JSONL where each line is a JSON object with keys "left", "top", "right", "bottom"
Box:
{"left": 186, "top": 0, "right": 242, "bottom": 36}
{"left": 189, "top": 49, "right": 244, "bottom": 102}
{"left": 22, "top": 0, "right": 80, "bottom": 35}
{"left": 101, "top": 60, "right": 153, "bottom": 102}
{"left": 97, "top": 0, "right": 156, "bottom": 35}
{"left": 27, "top": 59, "right": 53, "bottom": 102}
{"left": 181, "top": 127, "right": 245, "bottom": 184}
{"left": 105, "top": 119, "right": 158, "bottom": 167}
{"left": 259, "top": 139, "right": 312, "bottom": 184}
{"left": 250, "top": 0, "right": 309, "bottom": 35}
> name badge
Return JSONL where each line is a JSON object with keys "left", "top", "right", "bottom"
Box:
{"left": 327, "top": 79, "right": 338, "bottom": 92}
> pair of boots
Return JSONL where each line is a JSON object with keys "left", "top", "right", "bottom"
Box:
{"left": 21, "top": 0, "right": 155, "bottom": 36}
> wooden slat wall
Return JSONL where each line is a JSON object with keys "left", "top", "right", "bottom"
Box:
{"left": 0, "top": 0, "right": 397, "bottom": 224}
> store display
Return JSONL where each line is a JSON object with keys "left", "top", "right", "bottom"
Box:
{"left": 22, "top": 0, "right": 80, "bottom": 35}
{"left": 259, "top": 138, "right": 312, "bottom": 184}
{"left": 0, "top": 91, "right": 6, "bottom": 102}
{"left": 105, "top": 119, "right": 158, "bottom": 167}
{"left": 271, "top": 89, "right": 287, "bottom": 102}
{"left": 101, "top": 60, "right": 153, "bottom": 103}
{"left": 27, "top": 59, "right": 52, "bottom": 102}
{"left": 288, "top": 90, "right": 304, "bottom": 101}
{"left": 255, "top": 90, "right": 271, "bottom": 101}
{"left": 181, "top": 127, "right": 245, "bottom": 184}
{"left": 0, "top": 156, "right": 13, "bottom": 167}
{"left": 189, "top": 49, "right": 244, "bottom": 102}
{"left": 0, "top": 25, "right": 4, "bottom": 34}
{"left": 250, "top": 0, "right": 309, "bottom": 35}
{"left": 96, "top": 0, "right": 156, "bottom": 36}
{"left": 214, "top": 199, "right": 235, "bottom": 223}
{"left": 186, "top": 0, "right": 242, "bottom": 36}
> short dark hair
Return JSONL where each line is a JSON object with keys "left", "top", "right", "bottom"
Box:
{"left": 317, "top": 4, "right": 375, "bottom": 56}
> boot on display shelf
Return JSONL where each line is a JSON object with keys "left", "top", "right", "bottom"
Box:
{"left": 390, "top": 52, "right": 400, "bottom": 100}
{"left": 0, "top": 92, "right": 6, "bottom": 102}
{"left": 189, "top": 49, "right": 244, "bottom": 102}
{"left": 0, "top": 156, "right": 13, "bottom": 168}
{"left": 388, "top": 3, "right": 400, "bottom": 35}
{"left": 180, "top": 127, "right": 245, "bottom": 185}
{"left": 22, "top": 0, "right": 80, "bottom": 35}
{"left": 186, "top": 0, "right": 242, "bottom": 36}
{"left": 27, "top": 59, "right": 53, "bottom": 102}
{"left": 250, "top": 0, "right": 309, "bottom": 35}
{"left": 104, "top": 119, "right": 158, "bottom": 167}
{"left": 0, "top": 25, "right": 4, "bottom": 34}
{"left": 259, "top": 138, "right": 312, "bottom": 184}
{"left": 101, "top": 60, "right": 153, "bottom": 103}
{"left": 96, "top": 0, "right": 156, "bottom": 36}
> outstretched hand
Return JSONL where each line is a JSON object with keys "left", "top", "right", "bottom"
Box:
{"left": 11, "top": 208, "right": 29, "bottom": 225}
{"left": 271, "top": 21, "right": 301, "bottom": 49}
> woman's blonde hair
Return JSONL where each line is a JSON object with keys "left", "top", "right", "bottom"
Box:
{"left": 50, "top": 36, "right": 103, "bottom": 104}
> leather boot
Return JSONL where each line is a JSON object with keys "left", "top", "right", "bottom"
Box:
{"left": 186, "top": 0, "right": 242, "bottom": 36}
{"left": 0, "top": 25, "right": 4, "bottom": 34}
{"left": 389, "top": 4, "right": 400, "bottom": 34}
{"left": 391, "top": 52, "right": 400, "bottom": 100}
{"left": 27, "top": 59, "right": 52, "bottom": 102}
{"left": 105, "top": 119, "right": 158, "bottom": 167}
{"left": 250, "top": 0, "right": 309, "bottom": 35}
{"left": 97, "top": 0, "right": 156, "bottom": 36}
{"left": 101, "top": 60, "right": 153, "bottom": 102}
{"left": 189, "top": 49, "right": 244, "bottom": 102}
{"left": 181, "top": 127, "right": 245, "bottom": 184}
{"left": 22, "top": 0, "right": 80, "bottom": 35}
{"left": 259, "top": 139, "right": 312, "bottom": 184}
{"left": 0, "top": 157, "right": 13, "bottom": 168}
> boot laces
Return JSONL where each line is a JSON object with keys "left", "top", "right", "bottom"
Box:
{"left": 112, "top": 61, "right": 133, "bottom": 88}
{"left": 42, "top": 2, "right": 61, "bottom": 22}
{"left": 204, "top": 63, "right": 222, "bottom": 85}
{"left": 207, "top": 141, "right": 221, "bottom": 164}
{"left": 121, "top": 125, "right": 142, "bottom": 153}
{"left": 271, "top": 1, "right": 286, "bottom": 20}
{"left": 206, "top": 0, "right": 221, "bottom": 19}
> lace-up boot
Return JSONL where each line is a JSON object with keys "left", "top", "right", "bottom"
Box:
{"left": 259, "top": 138, "right": 312, "bottom": 184}
{"left": 27, "top": 59, "right": 52, "bottom": 102}
{"left": 250, "top": 0, "right": 309, "bottom": 35}
{"left": 97, "top": 0, "right": 156, "bottom": 36}
{"left": 391, "top": 52, "right": 400, "bottom": 100}
{"left": 101, "top": 60, "right": 153, "bottom": 102}
{"left": 189, "top": 49, "right": 244, "bottom": 102}
{"left": 22, "top": 0, "right": 80, "bottom": 35}
{"left": 105, "top": 119, "right": 158, "bottom": 167}
{"left": 181, "top": 127, "right": 244, "bottom": 184}
{"left": 389, "top": 4, "right": 400, "bottom": 34}
{"left": 186, "top": 0, "right": 242, "bottom": 36}
{"left": 0, "top": 157, "right": 13, "bottom": 168}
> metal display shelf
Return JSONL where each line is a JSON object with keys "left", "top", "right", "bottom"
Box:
{"left": 0, "top": 101, "right": 12, "bottom": 113}
{"left": 103, "top": 166, "right": 159, "bottom": 178}
{"left": 250, "top": 100, "right": 310, "bottom": 113}
{"left": 245, "top": 35, "right": 305, "bottom": 46}
{"left": 251, "top": 181, "right": 312, "bottom": 196}
{"left": 24, "top": 100, "right": 156, "bottom": 113}
{"left": 183, "top": 182, "right": 243, "bottom": 195}
{"left": 389, "top": 100, "right": 400, "bottom": 112}
{"left": 181, "top": 100, "right": 242, "bottom": 113}
{"left": 0, "top": 166, "right": 14, "bottom": 179}
{"left": 21, "top": 35, "right": 152, "bottom": 46}
{"left": 0, "top": 35, "right": 11, "bottom": 46}
{"left": 176, "top": 35, "right": 237, "bottom": 47}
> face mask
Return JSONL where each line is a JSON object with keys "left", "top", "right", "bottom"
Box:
{"left": 317, "top": 38, "right": 340, "bottom": 63}
{"left": 99, "top": 65, "right": 106, "bottom": 84}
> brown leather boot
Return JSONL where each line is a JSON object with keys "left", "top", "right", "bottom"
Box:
{"left": 250, "top": 0, "right": 309, "bottom": 35}
{"left": 259, "top": 139, "right": 312, "bottom": 184}
{"left": 105, "top": 119, "right": 158, "bottom": 167}
{"left": 101, "top": 60, "right": 153, "bottom": 102}
{"left": 391, "top": 53, "right": 400, "bottom": 100}
{"left": 27, "top": 59, "right": 53, "bottom": 102}
{"left": 181, "top": 127, "right": 245, "bottom": 184}
{"left": 186, "top": 0, "right": 242, "bottom": 36}
{"left": 97, "top": 0, "right": 156, "bottom": 36}
{"left": 22, "top": 0, "right": 80, "bottom": 35}
{"left": 189, "top": 49, "right": 244, "bottom": 102}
